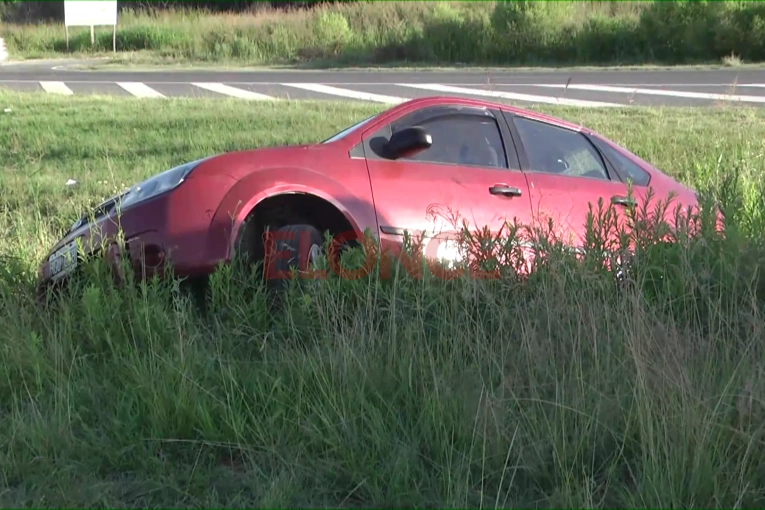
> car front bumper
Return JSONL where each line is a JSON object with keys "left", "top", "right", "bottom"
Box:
{"left": 37, "top": 176, "right": 234, "bottom": 293}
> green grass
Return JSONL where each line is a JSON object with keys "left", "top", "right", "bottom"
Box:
{"left": 3, "top": 1, "right": 765, "bottom": 68}
{"left": 2, "top": 91, "right": 765, "bottom": 507}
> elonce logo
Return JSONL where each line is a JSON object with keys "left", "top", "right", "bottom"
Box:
{"left": 262, "top": 229, "right": 531, "bottom": 281}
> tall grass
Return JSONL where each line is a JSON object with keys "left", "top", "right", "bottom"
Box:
{"left": 4, "top": 173, "right": 765, "bottom": 507}
{"left": 2, "top": 93, "right": 765, "bottom": 506}
{"left": 3, "top": 1, "right": 765, "bottom": 66}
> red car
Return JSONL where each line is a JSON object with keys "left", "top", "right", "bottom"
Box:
{"left": 37, "top": 96, "right": 701, "bottom": 293}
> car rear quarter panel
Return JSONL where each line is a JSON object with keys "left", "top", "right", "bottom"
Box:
{"left": 607, "top": 137, "right": 700, "bottom": 213}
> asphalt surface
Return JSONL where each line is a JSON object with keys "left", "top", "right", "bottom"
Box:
{"left": 2, "top": 59, "right": 765, "bottom": 107}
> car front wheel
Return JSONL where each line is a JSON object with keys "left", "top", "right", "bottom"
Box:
{"left": 265, "top": 224, "right": 325, "bottom": 292}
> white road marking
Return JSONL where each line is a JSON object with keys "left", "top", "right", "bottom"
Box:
{"left": 116, "top": 82, "right": 166, "bottom": 98}
{"left": 39, "top": 81, "right": 73, "bottom": 95}
{"left": 520, "top": 82, "right": 765, "bottom": 88}
{"left": 535, "top": 83, "right": 765, "bottom": 103}
{"left": 282, "top": 83, "right": 408, "bottom": 104}
{"left": 192, "top": 82, "right": 273, "bottom": 100}
{"left": 0, "top": 79, "right": 760, "bottom": 87}
{"left": 397, "top": 83, "right": 623, "bottom": 107}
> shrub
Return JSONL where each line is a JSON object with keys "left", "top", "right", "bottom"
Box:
{"left": 4, "top": 1, "right": 765, "bottom": 69}
{"left": 312, "top": 10, "right": 354, "bottom": 57}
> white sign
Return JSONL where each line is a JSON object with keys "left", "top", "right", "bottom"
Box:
{"left": 0, "top": 38, "right": 7, "bottom": 62}
{"left": 64, "top": 0, "right": 118, "bottom": 27}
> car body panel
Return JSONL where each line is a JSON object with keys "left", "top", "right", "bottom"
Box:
{"left": 524, "top": 173, "right": 639, "bottom": 246}
{"left": 358, "top": 101, "right": 535, "bottom": 260}
{"left": 192, "top": 143, "right": 376, "bottom": 261}
{"left": 500, "top": 109, "right": 698, "bottom": 250}
{"left": 363, "top": 158, "right": 535, "bottom": 258}
{"left": 39, "top": 172, "right": 239, "bottom": 282}
{"left": 210, "top": 163, "right": 376, "bottom": 261}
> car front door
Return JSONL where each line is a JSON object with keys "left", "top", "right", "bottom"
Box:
{"left": 501, "top": 113, "right": 655, "bottom": 253}
{"left": 360, "top": 104, "right": 534, "bottom": 268}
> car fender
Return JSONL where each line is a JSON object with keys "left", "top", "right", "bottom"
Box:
{"left": 207, "top": 166, "right": 376, "bottom": 262}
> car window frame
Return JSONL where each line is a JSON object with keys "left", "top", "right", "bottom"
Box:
{"left": 502, "top": 111, "right": 624, "bottom": 183}
{"left": 357, "top": 104, "right": 523, "bottom": 171}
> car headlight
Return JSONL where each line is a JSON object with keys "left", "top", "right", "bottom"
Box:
{"left": 118, "top": 158, "right": 209, "bottom": 210}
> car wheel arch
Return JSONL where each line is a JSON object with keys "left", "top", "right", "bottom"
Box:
{"left": 212, "top": 166, "right": 372, "bottom": 254}
{"left": 233, "top": 191, "right": 361, "bottom": 267}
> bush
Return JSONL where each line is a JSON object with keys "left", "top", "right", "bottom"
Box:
{"left": 312, "top": 11, "right": 354, "bottom": 58}
{"left": 4, "top": 1, "right": 765, "bottom": 66}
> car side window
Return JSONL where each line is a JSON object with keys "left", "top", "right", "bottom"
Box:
{"left": 590, "top": 137, "right": 651, "bottom": 187}
{"left": 391, "top": 111, "right": 509, "bottom": 169}
{"left": 513, "top": 116, "right": 610, "bottom": 181}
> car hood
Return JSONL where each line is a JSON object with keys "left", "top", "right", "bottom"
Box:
{"left": 199, "top": 143, "right": 332, "bottom": 181}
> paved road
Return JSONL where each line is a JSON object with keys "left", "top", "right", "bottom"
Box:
{"left": 3, "top": 60, "right": 765, "bottom": 107}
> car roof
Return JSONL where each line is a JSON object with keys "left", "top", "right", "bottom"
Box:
{"left": 393, "top": 96, "right": 587, "bottom": 133}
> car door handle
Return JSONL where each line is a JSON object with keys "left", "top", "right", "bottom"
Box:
{"left": 611, "top": 195, "right": 637, "bottom": 207}
{"left": 489, "top": 185, "right": 523, "bottom": 197}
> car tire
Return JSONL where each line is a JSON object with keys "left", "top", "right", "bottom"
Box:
{"left": 264, "top": 224, "right": 325, "bottom": 295}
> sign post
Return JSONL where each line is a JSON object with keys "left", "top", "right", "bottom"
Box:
{"left": 64, "top": 1, "right": 118, "bottom": 52}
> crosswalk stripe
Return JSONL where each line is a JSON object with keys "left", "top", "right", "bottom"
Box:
{"left": 116, "top": 82, "right": 165, "bottom": 98}
{"left": 39, "top": 81, "right": 73, "bottom": 95}
{"left": 397, "top": 83, "right": 622, "bottom": 107}
{"left": 282, "top": 83, "right": 408, "bottom": 104}
{"left": 192, "top": 82, "right": 273, "bottom": 100}
{"left": 535, "top": 83, "right": 765, "bottom": 104}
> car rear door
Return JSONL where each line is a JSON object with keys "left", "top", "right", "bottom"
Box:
{"left": 360, "top": 104, "right": 534, "bottom": 265}
{"left": 501, "top": 112, "right": 653, "bottom": 252}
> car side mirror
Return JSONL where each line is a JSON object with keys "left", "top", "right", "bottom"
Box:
{"left": 386, "top": 126, "right": 433, "bottom": 159}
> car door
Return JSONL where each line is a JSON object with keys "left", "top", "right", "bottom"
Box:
{"left": 503, "top": 113, "right": 652, "bottom": 252}
{"left": 360, "top": 104, "right": 534, "bottom": 267}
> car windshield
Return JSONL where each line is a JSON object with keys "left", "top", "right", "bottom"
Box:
{"left": 321, "top": 114, "right": 378, "bottom": 144}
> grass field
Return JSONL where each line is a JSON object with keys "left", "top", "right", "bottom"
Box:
{"left": 2, "top": 92, "right": 765, "bottom": 507}
{"left": 3, "top": 1, "right": 765, "bottom": 68}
